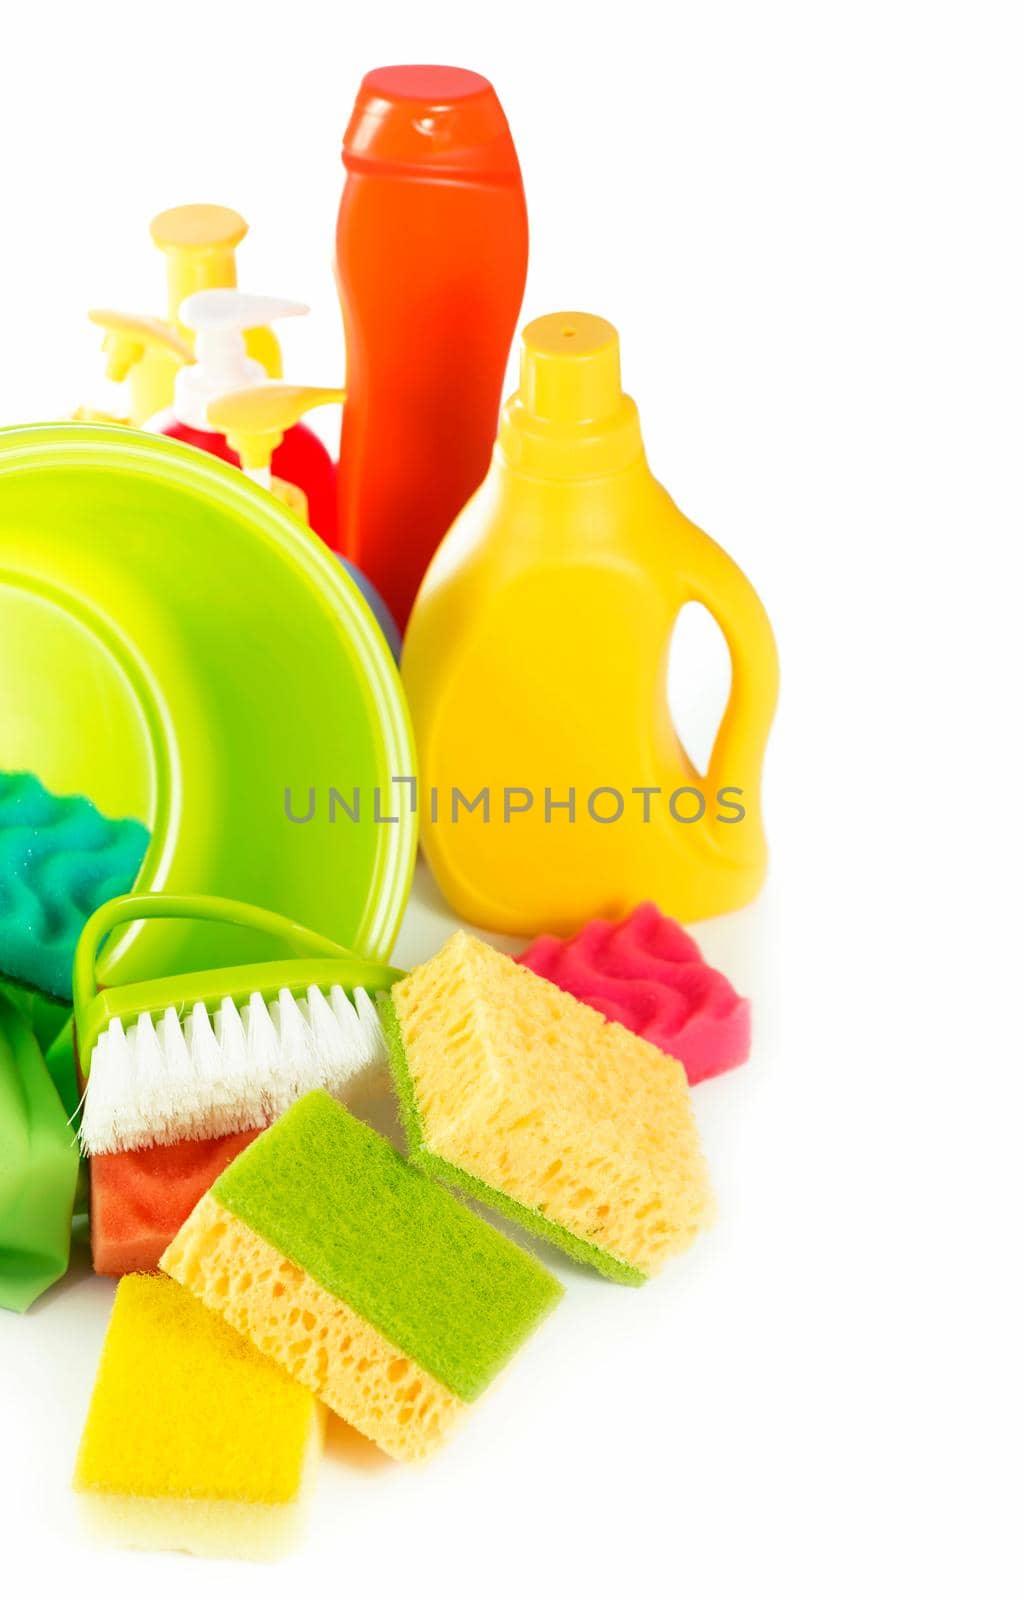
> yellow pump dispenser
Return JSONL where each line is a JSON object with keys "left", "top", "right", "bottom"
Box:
{"left": 121, "top": 205, "right": 283, "bottom": 425}
{"left": 401, "top": 311, "right": 780, "bottom": 935}
{"left": 206, "top": 383, "right": 345, "bottom": 513}
{"left": 84, "top": 310, "right": 193, "bottom": 423}
{"left": 88, "top": 308, "right": 193, "bottom": 378}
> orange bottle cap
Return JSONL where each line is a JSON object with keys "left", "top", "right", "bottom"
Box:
{"left": 343, "top": 65, "right": 520, "bottom": 181}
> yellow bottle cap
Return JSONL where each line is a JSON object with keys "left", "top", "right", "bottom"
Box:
{"left": 500, "top": 311, "right": 643, "bottom": 477}
{"left": 206, "top": 383, "right": 345, "bottom": 472}
{"left": 520, "top": 312, "right": 622, "bottom": 422}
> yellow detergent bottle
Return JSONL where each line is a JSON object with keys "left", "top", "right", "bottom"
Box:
{"left": 124, "top": 205, "right": 282, "bottom": 425}
{"left": 402, "top": 311, "right": 779, "bottom": 935}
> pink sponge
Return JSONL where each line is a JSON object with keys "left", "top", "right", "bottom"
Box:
{"left": 516, "top": 902, "right": 750, "bottom": 1085}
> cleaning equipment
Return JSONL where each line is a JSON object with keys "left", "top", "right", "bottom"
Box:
{"left": 0, "top": 984, "right": 81, "bottom": 1135}
{"left": 162, "top": 1090, "right": 562, "bottom": 1462}
{"left": 74, "top": 893, "right": 403, "bottom": 1275}
{"left": 402, "top": 312, "right": 780, "bottom": 933}
{"left": 45, "top": 1017, "right": 79, "bottom": 1124}
{"left": 89, "top": 1135, "right": 259, "bottom": 1279}
{"left": 207, "top": 382, "right": 400, "bottom": 656}
{"left": 153, "top": 290, "right": 339, "bottom": 544}
{"left": 335, "top": 64, "right": 529, "bottom": 631}
{"left": 0, "top": 981, "right": 71, "bottom": 1058}
{"left": 1, "top": 982, "right": 83, "bottom": 1128}
{"left": 518, "top": 903, "right": 751, "bottom": 1085}
{"left": 74, "top": 1274, "right": 322, "bottom": 1559}
{"left": 207, "top": 382, "right": 345, "bottom": 497}
{"left": 380, "top": 931, "right": 714, "bottom": 1285}
{"left": 86, "top": 309, "right": 193, "bottom": 421}
{"left": 0, "top": 424, "right": 415, "bottom": 981}
{"left": 0, "top": 991, "right": 78, "bottom": 1311}
{"left": 0, "top": 772, "right": 149, "bottom": 1002}
{"left": 124, "top": 204, "right": 282, "bottom": 426}
{"left": 0, "top": 985, "right": 77, "bottom": 1132}
{"left": 90, "top": 309, "right": 193, "bottom": 375}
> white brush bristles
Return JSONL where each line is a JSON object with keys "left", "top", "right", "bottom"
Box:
{"left": 79, "top": 985, "right": 388, "bottom": 1156}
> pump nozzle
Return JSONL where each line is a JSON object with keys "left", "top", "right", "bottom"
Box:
{"left": 88, "top": 309, "right": 194, "bottom": 383}
{"left": 150, "top": 205, "right": 248, "bottom": 319}
{"left": 206, "top": 382, "right": 346, "bottom": 507}
{"left": 174, "top": 290, "right": 309, "bottom": 430}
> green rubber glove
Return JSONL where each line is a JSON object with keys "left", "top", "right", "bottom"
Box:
{"left": 0, "top": 990, "right": 79, "bottom": 1311}
{"left": 0, "top": 983, "right": 77, "bottom": 1119}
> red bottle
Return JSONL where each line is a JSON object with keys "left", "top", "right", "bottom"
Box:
{"left": 335, "top": 65, "right": 529, "bottom": 631}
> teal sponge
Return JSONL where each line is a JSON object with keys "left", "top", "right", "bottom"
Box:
{"left": 0, "top": 773, "right": 149, "bottom": 1002}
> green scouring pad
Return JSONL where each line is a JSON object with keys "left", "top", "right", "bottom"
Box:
{"left": 0, "top": 772, "right": 149, "bottom": 1002}
{"left": 162, "top": 1090, "right": 563, "bottom": 1460}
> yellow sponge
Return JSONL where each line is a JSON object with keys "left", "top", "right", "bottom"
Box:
{"left": 383, "top": 930, "right": 714, "bottom": 1283}
{"left": 74, "top": 1274, "right": 322, "bottom": 1560}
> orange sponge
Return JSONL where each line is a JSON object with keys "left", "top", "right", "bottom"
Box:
{"left": 89, "top": 1128, "right": 262, "bottom": 1276}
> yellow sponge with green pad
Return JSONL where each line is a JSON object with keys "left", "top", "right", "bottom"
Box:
{"left": 162, "top": 1090, "right": 562, "bottom": 1461}
{"left": 380, "top": 930, "right": 714, "bottom": 1285}
{"left": 74, "top": 1274, "right": 322, "bottom": 1560}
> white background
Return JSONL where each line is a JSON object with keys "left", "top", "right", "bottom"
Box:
{"left": 2, "top": 1, "right": 1019, "bottom": 1595}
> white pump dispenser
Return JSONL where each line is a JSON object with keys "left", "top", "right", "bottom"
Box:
{"left": 174, "top": 290, "right": 308, "bottom": 428}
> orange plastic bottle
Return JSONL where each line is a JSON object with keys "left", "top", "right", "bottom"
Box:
{"left": 335, "top": 65, "right": 528, "bottom": 631}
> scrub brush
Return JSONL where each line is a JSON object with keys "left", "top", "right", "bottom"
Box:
{"left": 74, "top": 893, "right": 403, "bottom": 1275}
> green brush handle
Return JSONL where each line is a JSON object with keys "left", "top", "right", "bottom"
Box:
{"left": 73, "top": 892, "right": 362, "bottom": 1012}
